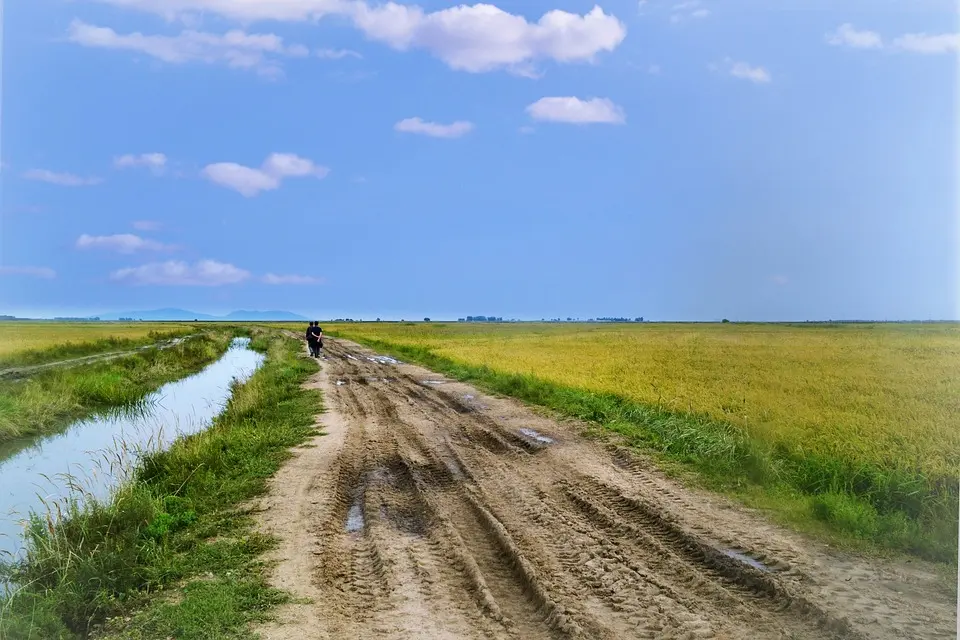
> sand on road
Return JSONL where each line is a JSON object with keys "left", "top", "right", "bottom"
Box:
{"left": 254, "top": 338, "right": 955, "bottom": 640}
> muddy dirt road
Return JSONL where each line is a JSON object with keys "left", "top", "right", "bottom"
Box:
{"left": 255, "top": 339, "right": 955, "bottom": 640}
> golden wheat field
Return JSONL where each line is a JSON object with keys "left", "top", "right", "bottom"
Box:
{"left": 323, "top": 322, "right": 960, "bottom": 477}
{"left": 0, "top": 322, "right": 193, "bottom": 360}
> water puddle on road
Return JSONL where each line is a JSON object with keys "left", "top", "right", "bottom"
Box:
{"left": 519, "top": 428, "right": 556, "bottom": 445}
{"left": 0, "top": 338, "right": 263, "bottom": 562}
{"left": 421, "top": 380, "right": 446, "bottom": 386}
{"left": 345, "top": 499, "right": 365, "bottom": 535}
{"left": 367, "top": 355, "right": 402, "bottom": 365}
{"left": 722, "top": 549, "right": 775, "bottom": 573}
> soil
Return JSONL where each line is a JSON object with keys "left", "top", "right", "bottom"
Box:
{"left": 254, "top": 338, "right": 956, "bottom": 640}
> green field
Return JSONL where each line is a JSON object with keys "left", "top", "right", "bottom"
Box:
{"left": 0, "top": 322, "right": 194, "bottom": 366}
{"left": 322, "top": 321, "right": 960, "bottom": 560}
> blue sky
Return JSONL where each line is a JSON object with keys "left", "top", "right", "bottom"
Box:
{"left": 1, "top": 0, "right": 957, "bottom": 321}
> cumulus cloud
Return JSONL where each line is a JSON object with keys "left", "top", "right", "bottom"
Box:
{"left": 114, "top": 152, "right": 168, "bottom": 174}
{"left": 394, "top": 117, "right": 474, "bottom": 138}
{"left": 262, "top": 273, "right": 324, "bottom": 285}
{"left": 76, "top": 233, "right": 176, "bottom": 254}
{"left": 22, "top": 169, "right": 102, "bottom": 186}
{"left": 0, "top": 266, "right": 56, "bottom": 279}
{"left": 826, "top": 24, "right": 883, "bottom": 49}
{"left": 67, "top": 20, "right": 309, "bottom": 76}
{"left": 892, "top": 32, "right": 960, "bottom": 54}
{"left": 89, "top": 1, "right": 627, "bottom": 75}
{"left": 110, "top": 259, "right": 251, "bottom": 286}
{"left": 711, "top": 58, "right": 771, "bottom": 84}
{"left": 201, "top": 153, "right": 329, "bottom": 197}
{"left": 526, "top": 96, "right": 625, "bottom": 124}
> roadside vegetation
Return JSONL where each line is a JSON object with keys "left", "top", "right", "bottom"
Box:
{"left": 0, "top": 333, "right": 232, "bottom": 443}
{"left": 324, "top": 321, "right": 960, "bottom": 563}
{"left": 0, "top": 323, "right": 195, "bottom": 368}
{"left": 0, "top": 332, "right": 320, "bottom": 639}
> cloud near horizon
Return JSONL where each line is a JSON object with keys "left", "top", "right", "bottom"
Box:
{"left": 526, "top": 97, "right": 625, "bottom": 124}
{"left": 76, "top": 233, "right": 176, "bottom": 254}
{"left": 710, "top": 58, "right": 771, "bottom": 84}
{"left": 22, "top": 169, "right": 102, "bottom": 186}
{"left": 202, "top": 153, "right": 329, "bottom": 197}
{"left": 826, "top": 24, "right": 959, "bottom": 54}
{"left": 110, "top": 260, "right": 252, "bottom": 286}
{"left": 262, "top": 273, "right": 324, "bottom": 285}
{"left": 68, "top": 20, "right": 309, "bottom": 76}
{"left": 394, "top": 117, "right": 474, "bottom": 138}
{"left": 114, "top": 153, "right": 168, "bottom": 173}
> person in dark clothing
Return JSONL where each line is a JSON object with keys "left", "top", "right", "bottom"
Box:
{"left": 307, "top": 322, "right": 323, "bottom": 357}
{"left": 306, "top": 321, "right": 319, "bottom": 357}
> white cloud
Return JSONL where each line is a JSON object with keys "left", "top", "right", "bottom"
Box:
{"left": 22, "top": 169, "right": 102, "bottom": 186}
{"left": 826, "top": 24, "right": 883, "bottom": 49}
{"left": 115, "top": 152, "right": 168, "bottom": 174}
{"left": 67, "top": 20, "right": 309, "bottom": 76}
{"left": 202, "top": 153, "right": 329, "bottom": 197}
{"left": 394, "top": 117, "right": 474, "bottom": 138}
{"left": 0, "top": 266, "right": 56, "bottom": 279}
{"left": 713, "top": 58, "right": 771, "bottom": 84}
{"left": 110, "top": 259, "right": 251, "bottom": 286}
{"left": 892, "top": 32, "right": 960, "bottom": 54}
{"left": 351, "top": 3, "right": 626, "bottom": 74}
{"left": 526, "top": 96, "right": 625, "bottom": 124}
{"left": 133, "top": 220, "right": 162, "bottom": 231}
{"left": 316, "top": 48, "right": 363, "bottom": 59}
{"left": 76, "top": 233, "right": 175, "bottom": 254}
{"left": 262, "top": 273, "right": 324, "bottom": 285}
{"left": 91, "top": 1, "right": 626, "bottom": 76}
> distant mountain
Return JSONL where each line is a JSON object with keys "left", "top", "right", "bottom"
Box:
{"left": 99, "top": 308, "right": 307, "bottom": 321}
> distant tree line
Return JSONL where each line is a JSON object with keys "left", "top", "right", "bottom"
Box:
{"left": 458, "top": 316, "right": 504, "bottom": 322}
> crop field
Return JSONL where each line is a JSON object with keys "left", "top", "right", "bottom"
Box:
{"left": 321, "top": 321, "right": 960, "bottom": 557}
{"left": 0, "top": 322, "right": 194, "bottom": 365}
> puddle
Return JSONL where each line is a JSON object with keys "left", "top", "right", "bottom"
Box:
{"left": 421, "top": 380, "right": 446, "bottom": 385}
{"left": 336, "top": 380, "right": 347, "bottom": 386}
{"left": 0, "top": 338, "right": 264, "bottom": 562}
{"left": 345, "top": 499, "right": 365, "bottom": 534}
{"left": 346, "top": 355, "right": 359, "bottom": 361}
{"left": 463, "top": 394, "right": 475, "bottom": 400}
{"left": 721, "top": 549, "right": 774, "bottom": 573}
{"left": 367, "top": 355, "right": 401, "bottom": 365}
{"left": 519, "top": 428, "right": 556, "bottom": 445}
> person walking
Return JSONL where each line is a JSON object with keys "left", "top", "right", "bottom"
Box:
{"left": 306, "top": 321, "right": 319, "bottom": 357}
{"left": 307, "top": 321, "right": 323, "bottom": 357}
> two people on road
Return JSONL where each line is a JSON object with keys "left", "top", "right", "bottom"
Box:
{"left": 306, "top": 321, "right": 324, "bottom": 357}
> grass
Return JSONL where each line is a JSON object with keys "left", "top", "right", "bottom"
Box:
{"left": 0, "top": 331, "right": 320, "bottom": 639}
{"left": 322, "top": 322, "right": 960, "bottom": 563}
{"left": 0, "top": 334, "right": 234, "bottom": 445}
{"left": 0, "top": 323, "right": 196, "bottom": 367}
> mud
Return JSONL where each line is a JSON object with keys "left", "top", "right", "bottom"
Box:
{"left": 255, "top": 339, "right": 956, "bottom": 640}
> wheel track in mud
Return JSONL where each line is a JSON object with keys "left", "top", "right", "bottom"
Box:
{"left": 265, "top": 340, "right": 955, "bottom": 640}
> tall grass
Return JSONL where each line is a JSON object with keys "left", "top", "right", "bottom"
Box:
{"left": 0, "top": 334, "right": 232, "bottom": 444}
{"left": 0, "top": 324, "right": 195, "bottom": 367}
{"left": 337, "top": 330, "right": 959, "bottom": 563}
{"left": 0, "top": 334, "right": 320, "bottom": 638}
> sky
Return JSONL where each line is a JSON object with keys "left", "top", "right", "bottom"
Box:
{"left": 1, "top": 0, "right": 958, "bottom": 321}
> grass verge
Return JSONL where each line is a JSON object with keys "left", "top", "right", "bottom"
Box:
{"left": 0, "top": 332, "right": 320, "bottom": 639}
{"left": 0, "top": 333, "right": 234, "bottom": 444}
{"left": 343, "top": 336, "right": 958, "bottom": 564}
{"left": 0, "top": 329, "right": 197, "bottom": 369}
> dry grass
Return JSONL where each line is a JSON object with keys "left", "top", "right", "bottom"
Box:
{"left": 321, "top": 322, "right": 960, "bottom": 480}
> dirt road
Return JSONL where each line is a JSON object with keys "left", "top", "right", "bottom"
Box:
{"left": 255, "top": 339, "right": 955, "bottom": 640}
